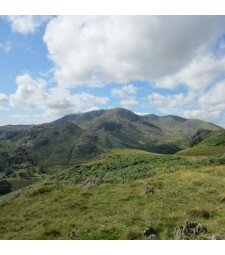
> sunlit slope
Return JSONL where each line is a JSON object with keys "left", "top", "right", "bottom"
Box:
{"left": 177, "top": 130, "right": 225, "bottom": 156}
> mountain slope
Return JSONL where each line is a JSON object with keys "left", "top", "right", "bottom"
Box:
{"left": 0, "top": 108, "right": 222, "bottom": 173}
{"left": 177, "top": 130, "right": 225, "bottom": 156}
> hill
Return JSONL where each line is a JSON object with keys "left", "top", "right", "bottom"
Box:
{"left": 0, "top": 108, "right": 222, "bottom": 178}
{"left": 177, "top": 130, "right": 225, "bottom": 156}
{"left": 0, "top": 149, "right": 225, "bottom": 240}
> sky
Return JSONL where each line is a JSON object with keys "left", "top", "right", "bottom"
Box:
{"left": 0, "top": 16, "right": 225, "bottom": 127}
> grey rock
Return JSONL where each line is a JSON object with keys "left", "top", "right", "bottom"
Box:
{"left": 144, "top": 226, "right": 157, "bottom": 236}
{"left": 146, "top": 185, "right": 154, "bottom": 195}
{"left": 149, "top": 234, "right": 158, "bottom": 240}
{"left": 68, "top": 231, "right": 76, "bottom": 238}
{"left": 168, "top": 166, "right": 176, "bottom": 173}
{"left": 174, "top": 226, "right": 184, "bottom": 240}
{"left": 208, "top": 234, "right": 223, "bottom": 240}
{"left": 183, "top": 221, "right": 198, "bottom": 235}
{"left": 174, "top": 221, "right": 207, "bottom": 240}
{"left": 86, "top": 177, "right": 104, "bottom": 189}
{"left": 194, "top": 224, "right": 207, "bottom": 235}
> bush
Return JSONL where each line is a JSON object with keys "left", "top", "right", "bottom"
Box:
{"left": 0, "top": 180, "right": 12, "bottom": 195}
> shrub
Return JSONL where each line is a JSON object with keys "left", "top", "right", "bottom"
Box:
{"left": 0, "top": 180, "right": 11, "bottom": 195}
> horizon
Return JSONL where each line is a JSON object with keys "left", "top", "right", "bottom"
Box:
{"left": 0, "top": 16, "right": 225, "bottom": 127}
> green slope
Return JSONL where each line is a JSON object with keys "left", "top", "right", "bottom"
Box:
{"left": 0, "top": 149, "right": 225, "bottom": 240}
{"left": 177, "top": 130, "right": 225, "bottom": 156}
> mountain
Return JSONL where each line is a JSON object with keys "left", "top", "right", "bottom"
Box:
{"left": 0, "top": 108, "right": 222, "bottom": 174}
{"left": 177, "top": 130, "right": 225, "bottom": 156}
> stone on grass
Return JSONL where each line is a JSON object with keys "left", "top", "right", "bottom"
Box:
{"left": 174, "top": 221, "right": 208, "bottom": 240}
{"left": 149, "top": 234, "right": 158, "bottom": 240}
{"left": 144, "top": 226, "right": 156, "bottom": 236}
{"left": 146, "top": 185, "right": 154, "bottom": 195}
{"left": 208, "top": 234, "right": 223, "bottom": 240}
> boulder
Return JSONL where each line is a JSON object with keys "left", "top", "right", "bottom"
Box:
{"left": 174, "top": 221, "right": 207, "bottom": 240}
{"left": 146, "top": 185, "right": 154, "bottom": 195}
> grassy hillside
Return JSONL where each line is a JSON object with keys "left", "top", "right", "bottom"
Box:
{"left": 0, "top": 149, "right": 225, "bottom": 240}
{"left": 177, "top": 130, "right": 225, "bottom": 156}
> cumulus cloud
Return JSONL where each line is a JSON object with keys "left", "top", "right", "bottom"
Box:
{"left": 2, "top": 16, "right": 225, "bottom": 126}
{"left": 148, "top": 92, "right": 196, "bottom": 108}
{"left": 9, "top": 74, "right": 109, "bottom": 120}
{"left": 0, "top": 93, "right": 8, "bottom": 103}
{"left": 43, "top": 16, "right": 225, "bottom": 88}
{"left": 183, "top": 109, "right": 223, "bottom": 124}
{"left": 111, "top": 84, "right": 137, "bottom": 98}
{"left": 199, "top": 81, "right": 225, "bottom": 109}
{"left": 6, "top": 16, "right": 51, "bottom": 34}
{"left": 111, "top": 84, "right": 138, "bottom": 108}
{"left": 155, "top": 54, "right": 225, "bottom": 90}
{"left": 120, "top": 98, "right": 138, "bottom": 108}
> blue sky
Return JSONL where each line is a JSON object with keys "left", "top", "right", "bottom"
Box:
{"left": 0, "top": 16, "right": 225, "bottom": 126}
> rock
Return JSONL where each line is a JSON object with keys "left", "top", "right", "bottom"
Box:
{"left": 68, "top": 231, "right": 76, "bottom": 238}
{"left": 184, "top": 221, "right": 198, "bottom": 229}
{"left": 183, "top": 221, "right": 198, "bottom": 235}
{"left": 144, "top": 226, "right": 156, "bottom": 236}
{"left": 146, "top": 185, "right": 154, "bottom": 195}
{"left": 86, "top": 177, "right": 104, "bottom": 189}
{"left": 168, "top": 166, "right": 176, "bottom": 173}
{"left": 174, "top": 221, "right": 207, "bottom": 240}
{"left": 194, "top": 224, "right": 207, "bottom": 235}
{"left": 149, "top": 234, "right": 158, "bottom": 240}
{"left": 208, "top": 234, "right": 223, "bottom": 240}
{"left": 174, "top": 226, "right": 184, "bottom": 240}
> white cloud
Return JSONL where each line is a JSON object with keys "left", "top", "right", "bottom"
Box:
{"left": 0, "top": 93, "right": 8, "bottom": 103}
{"left": 43, "top": 16, "right": 225, "bottom": 88}
{"left": 135, "top": 111, "right": 148, "bottom": 116}
{"left": 9, "top": 74, "right": 109, "bottom": 120}
{"left": 199, "top": 80, "right": 225, "bottom": 108}
{"left": 183, "top": 109, "right": 223, "bottom": 124}
{"left": 6, "top": 16, "right": 50, "bottom": 34}
{"left": 9, "top": 74, "right": 47, "bottom": 109}
{"left": 148, "top": 92, "right": 195, "bottom": 108}
{"left": 111, "top": 84, "right": 137, "bottom": 98}
{"left": 111, "top": 84, "right": 138, "bottom": 108}
{"left": 155, "top": 54, "right": 225, "bottom": 90}
{"left": 120, "top": 98, "right": 138, "bottom": 108}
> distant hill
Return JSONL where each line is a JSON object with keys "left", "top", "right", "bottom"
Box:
{"left": 177, "top": 130, "right": 225, "bottom": 156}
{"left": 0, "top": 108, "right": 222, "bottom": 174}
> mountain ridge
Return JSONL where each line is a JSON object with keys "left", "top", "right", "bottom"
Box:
{"left": 0, "top": 108, "right": 223, "bottom": 176}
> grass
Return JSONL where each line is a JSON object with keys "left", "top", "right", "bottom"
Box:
{"left": 50, "top": 149, "right": 225, "bottom": 184}
{"left": 178, "top": 130, "right": 225, "bottom": 156}
{"left": 0, "top": 149, "right": 225, "bottom": 240}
